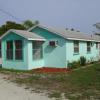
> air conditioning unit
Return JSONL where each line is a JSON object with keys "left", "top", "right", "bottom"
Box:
{"left": 49, "top": 41, "right": 58, "bottom": 47}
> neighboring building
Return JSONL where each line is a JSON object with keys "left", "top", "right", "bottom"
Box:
{"left": 95, "top": 32, "right": 100, "bottom": 36}
{"left": 0, "top": 25, "right": 100, "bottom": 70}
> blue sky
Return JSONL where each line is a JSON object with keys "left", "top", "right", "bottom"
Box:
{"left": 0, "top": 0, "right": 100, "bottom": 33}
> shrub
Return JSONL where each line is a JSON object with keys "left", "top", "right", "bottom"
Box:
{"left": 68, "top": 56, "right": 86, "bottom": 69}
{"left": 90, "top": 57, "right": 95, "bottom": 64}
{"left": 68, "top": 60, "right": 80, "bottom": 69}
{"left": 80, "top": 56, "right": 86, "bottom": 66}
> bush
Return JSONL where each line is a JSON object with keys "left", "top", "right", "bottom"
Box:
{"left": 68, "top": 56, "right": 86, "bottom": 69}
{"left": 90, "top": 57, "right": 95, "bottom": 64}
{"left": 68, "top": 60, "right": 80, "bottom": 69}
{"left": 80, "top": 56, "right": 86, "bottom": 66}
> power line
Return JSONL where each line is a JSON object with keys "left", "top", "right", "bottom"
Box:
{"left": 0, "top": 8, "right": 23, "bottom": 22}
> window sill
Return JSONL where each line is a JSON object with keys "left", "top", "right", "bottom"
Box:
{"left": 6, "top": 59, "right": 23, "bottom": 62}
{"left": 6, "top": 59, "right": 13, "bottom": 61}
{"left": 14, "top": 60, "right": 23, "bottom": 62}
{"left": 73, "top": 53, "right": 79, "bottom": 55}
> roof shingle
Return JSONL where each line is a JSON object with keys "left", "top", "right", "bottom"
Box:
{"left": 0, "top": 29, "right": 45, "bottom": 41}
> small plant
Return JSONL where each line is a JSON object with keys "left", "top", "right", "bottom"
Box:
{"left": 80, "top": 56, "right": 86, "bottom": 66}
{"left": 68, "top": 60, "right": 80, "bottom": 69}
{"left": 90, "top": 57, "right": 94, "bottom": 64}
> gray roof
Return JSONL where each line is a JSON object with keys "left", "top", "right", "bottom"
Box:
{"left": 30, "top": 25, "right": 95, "bottom": 41}
{"left": 48, "top": 27, "right": 94, "bottom": 41}
{"left": 1, "top": 25, "right": 100, "bottom": 42}
{"left": 53, "top": 28, "right": 100, "bottom": 42}
{"left": 0, "top": 29, "right": 45, "bottom": 41}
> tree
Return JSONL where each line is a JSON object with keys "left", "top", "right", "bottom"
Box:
{"left": 0, "top": 20, "right": 40, "bottom": 36}
{"left": 22, "top": 20, "right": 39, "bottom": 30}
{"left": 0, "top": 21, "right": 26, "bottom": 36}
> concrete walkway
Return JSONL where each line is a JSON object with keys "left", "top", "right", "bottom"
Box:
{"left": 0, "top": 74, "right": 53, "bottom": 100}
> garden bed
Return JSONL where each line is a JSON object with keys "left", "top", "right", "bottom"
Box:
{"left": 34, "top": 67, "right": 71, "bottom": 73}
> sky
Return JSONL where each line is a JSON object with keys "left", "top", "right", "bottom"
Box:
{"left": 0, "top": 0, "right": 100, "bottom": 33}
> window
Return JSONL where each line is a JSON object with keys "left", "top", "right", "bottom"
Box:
{"left": 49, "top": 41, "right": 58, "bottom": 46}
{"left": 6, "top": 40, "right": 23, "bottom": 60}
{"left": 96, "top": 42, "right": 98, "bottom": 49}
{"left": 74, "top": 41, "right": 79, "bottom": 53}
{"left": 87, "top": 42, "right": 91, "bottom": 53}
{"left": 0, "top": 42, "right": 1, "bottom": 58}
{"left": 15, "top": 40, "right": 23, "bottom": 60}
{"left": 6, "top": 41, "right": 13, "bottom": 60}
{"left": 32, "top": 41, "right": 43, "bottom": 60}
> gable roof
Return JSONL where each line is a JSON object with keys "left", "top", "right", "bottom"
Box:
{"left": 29, "top": 25, "right": 100, "bottom": 42}
{"left": 1, "top": 25, "right": 100, "bottom": 42}
{"left": 0, "top": 29, "right": 45, "bottom": 41}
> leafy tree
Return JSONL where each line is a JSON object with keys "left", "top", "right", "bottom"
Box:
{"left": 22, "top": 20, "right": 39, "bottom": 30}
{"left": 0, "top": 20, "right": 39, "bottom": 36}
{"left": 0, "top": 21, "right": 25, "bottom": 36}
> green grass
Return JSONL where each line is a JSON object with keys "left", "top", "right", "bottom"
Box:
{"left": 48, "top": 92, "right": 62, "bottom": 99}
{"left": 0, "top": 63, "right": 100, "bottom": 100}
{"left": 0, "top": 67, "right": 33, "bottom": 73}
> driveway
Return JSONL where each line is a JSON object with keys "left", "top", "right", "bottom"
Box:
{"left": 0, "top": 74, "right": 53, "bottom": 100}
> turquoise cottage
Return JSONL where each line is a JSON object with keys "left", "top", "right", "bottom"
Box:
{"left": 0, "top": 25, "right": 100, "bottom": 70}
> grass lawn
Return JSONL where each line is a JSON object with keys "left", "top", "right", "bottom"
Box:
{"left": 0, "top": 63, "right": 100, "bottom": 100}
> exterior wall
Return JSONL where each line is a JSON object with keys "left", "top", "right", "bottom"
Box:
{"left": 1, "top": 32, "right": 28, "bottom": 70}
{"left": 27, "top": 40, "right": 44, "bottom": 69}
{"left": 66, "top": 40, "right": 99, "bottom": 65}
{"left": 31, "top": 27, "right": 67, "bottom": 68}
{"left": 1, "top": 28, "right": 100, "bottom": 70}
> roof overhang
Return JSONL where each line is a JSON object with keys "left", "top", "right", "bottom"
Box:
{"left": 67, "top": 38, "right": 95, "bottom": 42}
{"left": 28, "top": 38, "right": 46, "bottom": 41}
{"left": 0, "top": 29, "right": 46, "bottom": 41}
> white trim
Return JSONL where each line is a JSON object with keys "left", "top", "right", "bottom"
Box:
{"left": 67, "top": 38, "right": 95, "bottom": 42}
{"left": 28, "top": 38, "right": 46, "bottom": 41}
{"left": 28, "top": 25, "right": 38, "bottom": 31}
{"left": 94, "top": 40, "right": 100, "bottom": 42}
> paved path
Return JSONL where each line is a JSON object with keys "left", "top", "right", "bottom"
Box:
{"left": 0, "top": 74, "right": 53, "bottom": 100}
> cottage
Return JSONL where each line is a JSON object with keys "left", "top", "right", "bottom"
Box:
{"left": 0, "top": 25, "right": 100, "bottom": 70}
